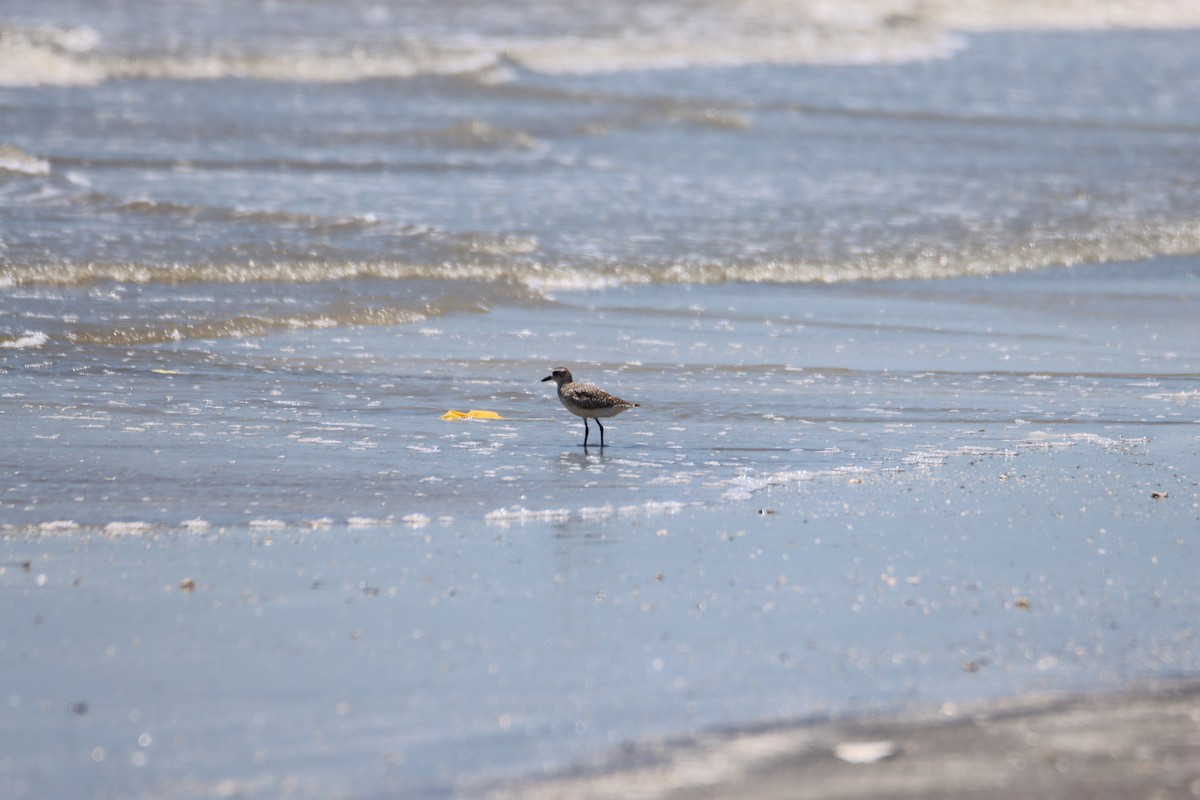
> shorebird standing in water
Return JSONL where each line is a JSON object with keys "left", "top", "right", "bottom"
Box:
{"left": 541, "top": 367, "right": 638, "bottom": 447}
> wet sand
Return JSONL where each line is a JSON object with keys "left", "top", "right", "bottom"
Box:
{"left": 3, "top": 259, "right": 1199, "bottom": 798}
{"left": 499, "top": 681, "right": 1200, "bottom": 800}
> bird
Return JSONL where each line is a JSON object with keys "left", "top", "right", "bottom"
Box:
{"left": 541, "top": 366, "right": 638, "bottom": 447}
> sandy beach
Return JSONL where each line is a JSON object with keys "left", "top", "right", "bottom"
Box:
{"left": 683, "top": 681, "right": 1200, "bottom": 800}
{"left": 498, "top": 680, "right": 1200, "bottom": 800}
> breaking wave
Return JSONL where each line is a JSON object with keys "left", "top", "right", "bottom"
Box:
{"left": 5, "top": 1, "right": 1200, "bottom": 86}
{"left": 0, "top": 330, "right": 49, "bottom": 349}
{"left": 59, "top": 305, "right": 435, "bottom": 347}
{"left": 4, "top": 213, "right": 1199, "bottom": 293}
{"left": 0, "top": 145, "right": 52, "bottom": 176}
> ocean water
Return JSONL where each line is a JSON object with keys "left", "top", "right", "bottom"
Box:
{"left": 3, "top": 2, "right": 1200, "bottom": 798}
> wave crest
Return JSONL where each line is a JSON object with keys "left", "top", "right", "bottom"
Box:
{"left": 5, "top": 213, "right": 1200, "bottom": 295}
{"left": 7, "top": 2, "right": 1200, "bottom": 87}
{"left": 0, "top": 26, "right": 105, "bottom": 86}
{"left": 0, "top": 145, "right": 51, "bottom": 176}
{"left": 60, "top": 302, "right": 448, "bottom": 347}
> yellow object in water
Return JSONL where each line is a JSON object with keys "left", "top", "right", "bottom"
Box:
{"left": 441, "top": 409, "right": 503, "bottom": 420}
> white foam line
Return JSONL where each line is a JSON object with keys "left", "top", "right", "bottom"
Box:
{"left": 485, "top": 506, "right": 572, "bottom": 525}
{"left": 102, "top": 521, "right": 160, "bottom": 536}
{"left": 719, "top": 431, "right": 1143, "bottom": 503}
{"left": 1143, "top": 390, "right": 1200, "bottom": 402}
{"left": 579, "top": 504, "right": 615, "bottom": 521}
{"left": 0, "top": 331, "right": 49, "bottom": 349}
{"left": 11, "top": 514, "right": 434, "bottom": 537}
{"left": 38, "top": 520, "right": 80, "bottom": 533}
{"left": 1018, "top": 431, "right": 1147, "bottom": 452}
{"left": 484, "top": 500, "right": 692, "bottom": 527}
{"left": 347, "top": 516, "right": 397, "bottom": 528}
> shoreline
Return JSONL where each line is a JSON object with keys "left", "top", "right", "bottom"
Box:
{"left": 3, "top": 256, "right": 1198, "bottom": 797}
{"left": 4, "top": 362, "right": 1198, "bottom": 798}
{"left": 493, "top": 678, "right": 1200, "bottom": 800}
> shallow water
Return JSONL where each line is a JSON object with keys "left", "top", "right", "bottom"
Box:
{"left": 4, "top": 260, "right": 1199, "bottom": 798}
{"left": 5, "top": 255, "right": 1199, "bottom": 531}
{"left": 2, "top": 2, "right": 1200, "bottom": 797}
{"left": 4, "top": 420, "right": 1198, "bottom": 799}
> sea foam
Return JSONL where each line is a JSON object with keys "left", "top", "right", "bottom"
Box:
{"left": 0, "top": 331, "right": 49, "bottom": 349}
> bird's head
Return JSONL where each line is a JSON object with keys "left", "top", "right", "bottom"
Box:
{"left": 541, "top": 367, "right": 573, "bottom": 386}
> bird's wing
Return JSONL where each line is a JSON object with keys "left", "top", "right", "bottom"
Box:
{"left": 565, "top": 384, "right": 625, "bottom": 410}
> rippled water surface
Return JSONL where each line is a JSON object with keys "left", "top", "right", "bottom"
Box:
{"left": 2, "top": 2, "right": 1199, "bottom": 798}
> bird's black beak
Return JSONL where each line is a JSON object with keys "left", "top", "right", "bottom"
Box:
{"left": 541, "top": 374, "right": 553, "bottom": 382}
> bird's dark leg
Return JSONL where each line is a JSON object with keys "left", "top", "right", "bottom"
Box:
{"left": 596, "top": 418, "right": 605, "bottom": 447}
{"left": 582, "top": 418, "right": 590, "bottom": 447}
